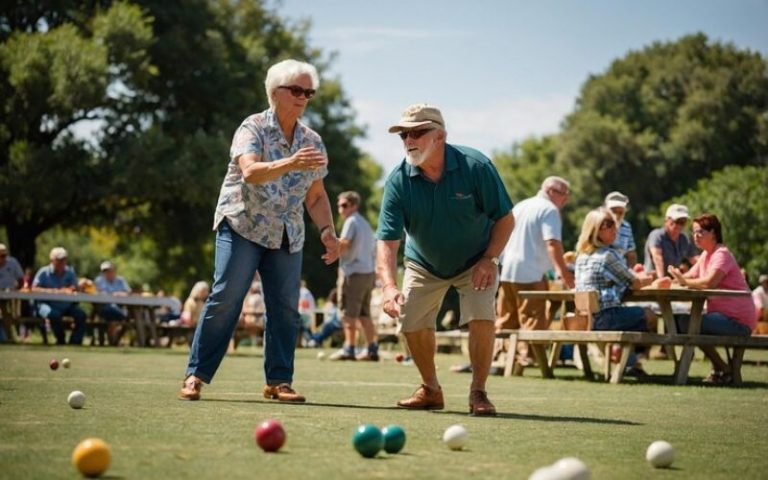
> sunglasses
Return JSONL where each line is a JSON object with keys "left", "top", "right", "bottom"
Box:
{"left": 338, "top": 203, "right": 350, "bottom": 209}
{"left": 278, "top": 85, "right": 316, "bottom": 99}
{"left": 398, "top": 129, "right": 434, "bottom": 141}
{"left": 600, "top": 219, "right": 616, "bottom": 230}
{"left": 674, "top": 219, "right": 688, "bottom": 226}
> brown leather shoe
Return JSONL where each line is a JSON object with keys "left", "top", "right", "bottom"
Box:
{"left": 396, "top": 384, "right": 444, "bottom": 410}
{"left": 469, "top": 390, "right": 496, "bottom": 416}
{"left": 178, "top": 376, "right": 203, "bottom": 401}
{"left": 263, "top": 383, "right": 306, "bottom": 402}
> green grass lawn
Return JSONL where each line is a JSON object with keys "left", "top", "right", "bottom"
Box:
{"left": 1, "top": 344, "right": 767, "bottom": 479}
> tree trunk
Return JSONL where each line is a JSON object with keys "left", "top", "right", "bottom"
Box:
{"left": 5, "top": 221, "right": 41, "bottom": 270}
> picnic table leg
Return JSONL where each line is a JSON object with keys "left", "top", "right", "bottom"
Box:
{"left": 577, "top": 344, "right": 594, "bottom": 379}
{"left": 675, "top": 299, "right": 705, "bottom": 385}
{"left": 504, "top": 333, "right": 519, "bottom": 377}
{"left": 531, "top": 343, "right": 554, "bottom": 378}
{"left": 658, "top": 301, "right": 679, "bottom": 364}
{"left": 548, "top": 342, "right": 562, "bottom": 370}
{"left": 730, "top": 346, "right": 745, "bottom": 386}
{"left": 131, "top": 307, "right": 147, "bottom": 347}
{"left": 145, "top": 309, "right": 160, "bottom": 347}
{"left": 603, "top": 343, "right": 612, "bottom": 381}
{"left": 610, "top": 344, "right": 632, "bottom": 384}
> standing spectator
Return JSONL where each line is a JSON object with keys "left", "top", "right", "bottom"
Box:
{"left": 667, "top": 213, "right": 755, "bottom": 384}
{"left": 333, "top": 191, "right": 378, "bottom": 361}
{"left": 32, "top": 247, "right": 87, "bottom": 345}
{"left": 604, "top": 191, "right": 637, "bottom": 266}
{"left": 643, "top": 204, "right": 698, "bottom": 278}
{"left": 378, "top": 103, "right": 515, "bottom": 416}
{"left": 298, "top": 280, "right": 316, "bottom": 331}
{"left": 178, "top": 59, "right": 339, "bottom": 402}
{"left": 0, "top": 243, "right": 24, "bottom": 341}
{"left": 497, "top": 176, "right": 574, "bottom": 370}
{"left": 94, "top": 261, "right": 131, "bottom": 344}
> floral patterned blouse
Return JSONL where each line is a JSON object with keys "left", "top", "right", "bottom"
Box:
{"left": 213, "top": 109, "right": 328, "bottom": 253}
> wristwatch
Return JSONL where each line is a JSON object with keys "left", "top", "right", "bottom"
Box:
{"left": 486, "top": 256, "right": 500, "bottom": 266}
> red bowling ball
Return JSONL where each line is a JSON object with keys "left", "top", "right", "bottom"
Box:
{"left": 255, "top": 419, "right": 286, "bottom": 452}
{"left": 49, "top": 359, "right": 59, "bottom": 370}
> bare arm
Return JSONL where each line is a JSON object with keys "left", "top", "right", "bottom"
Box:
{"left": 304, "top": 180, "right": 339, "bottom": 265}
{"left": 626, "top": 250, "right": 638, "bottom": 267}
{"left": 546, "top": 239, "right": 574, "bottom": 289}
{"left": 471, "top": 211, "right": 515, "bottom": 290}
{"left": 338, "top": 238, "right": 352, "bottom": 257}
{"left": 668, "top": 265, "right": 725, "bottom": 289}
{"left": 650, "top": 247, "right": 666, "bottom": 279}
{"left": 237, "top": 147, "right": 327, "bottom": 184}
{"left": 377, "top": 240, "right": 405, "bottom": 318}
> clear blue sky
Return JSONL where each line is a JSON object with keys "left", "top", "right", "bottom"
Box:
{"left": 276, "top": 0, "right": 768, "bottom": 171}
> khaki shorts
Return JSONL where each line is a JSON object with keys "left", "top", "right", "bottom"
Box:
{"left": 399, "top": 261, "right": 496, "bottom": 333}
{"left": 338, "top": 272, "right": 375, "bottom": 318}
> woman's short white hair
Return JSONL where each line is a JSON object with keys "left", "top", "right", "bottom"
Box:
{"left": 264, "top": 59, "right": 320, "bottom": 108}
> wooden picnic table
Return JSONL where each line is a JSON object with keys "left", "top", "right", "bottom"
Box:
{"left": 0, "top": 290, "right": 177, "bottom": 347}
{"left": 516, "top": 287, "right": 752, "bottom": 384}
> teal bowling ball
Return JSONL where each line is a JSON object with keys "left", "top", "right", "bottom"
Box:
{"left": 352, "top": 424, "right": 383, "bottom": 458}
{"left": 381, "top": 425, "right": 406, "bottom": 454}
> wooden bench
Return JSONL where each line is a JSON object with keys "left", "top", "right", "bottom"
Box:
{"left": 504, "top": 330, "right": 768, "bottom": 385}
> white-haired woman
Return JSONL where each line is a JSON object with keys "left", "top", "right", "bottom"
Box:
{"left": 575, "top": 208, "right": 662, "bottom": 375}
{"left": 179, "top": 59, "right": 339, "bottom": 402}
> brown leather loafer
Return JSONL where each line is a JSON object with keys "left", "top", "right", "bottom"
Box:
{"left": 469, "top": 389, "right": 496, "bottom": 416}
{"left": 397, "top": 384, "right": 444, "bottom": 410}
{"left": 178, "top": 376, "right": 203, "bottom": 401}
{"left": 263, "top": 383, "right": 306, "bottom": 402}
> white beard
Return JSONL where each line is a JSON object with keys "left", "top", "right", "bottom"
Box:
{"left": 405, "top": 139, "right": 435, "bottom": 167}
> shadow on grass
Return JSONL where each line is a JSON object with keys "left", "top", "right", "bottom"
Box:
{"left": 432, "top": 409, "right": 641, "bottom": 426}
{"left": 545, "top": 370, "right": 768, "bottom": 389}
{"left": 203, "top": 398, "right": 403, "bottom": 411}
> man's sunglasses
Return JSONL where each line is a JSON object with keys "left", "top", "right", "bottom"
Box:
{"left": 398, "top": 129, "right": 434, "bottom": 141}
{"left": 278, "top": 85, "right": 316, "bottom": 99}
{"left": 338, "top": 203, "right": 350, "bottom": 209}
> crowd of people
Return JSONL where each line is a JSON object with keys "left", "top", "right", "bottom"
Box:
{"left": 1, "top": 57, "right": 765, "bottom": 413}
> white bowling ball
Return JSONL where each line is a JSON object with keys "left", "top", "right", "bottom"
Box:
{"left": 646, "top": 440, "right": 674, "bottom": 468}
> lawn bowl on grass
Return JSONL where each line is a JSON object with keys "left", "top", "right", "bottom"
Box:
{"left": 442, "top": 424, "right": 468, "bottom": 451}
{"left": 68, "top": 390, "right": 86, "bottom": 409}
{"left": 352, "top": 424, "right": 383, "bottom": 458}
{"left": 255, "top": 419, "right": 286, "bottom": 452}
{"left": 381, "top": 424, "right": 406, "bottom": 454}
{"left": 646, "top": 440, "right": 674, "bottom": 468}
{"left": 72, "top": 438, "right": 111, "bottom": 478}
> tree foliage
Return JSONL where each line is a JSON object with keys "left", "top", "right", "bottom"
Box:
{"left": 1, "top": 1, "right": 377, "bottom": 297}
{"left": 555, "top": 33, "right": 768, "bottom": 250}
{"left": 659, "top": 165, "right": 768, "bottom": 283}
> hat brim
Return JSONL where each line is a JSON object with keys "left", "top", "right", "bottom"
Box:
{"left": 667, "top": 214, "right": 689, "bottom": 220}
{"left": 606, "top": 200, "right": 628, "bottom": 209}
{"left": 388, "top": 121, "right": 440, "bottom": 133}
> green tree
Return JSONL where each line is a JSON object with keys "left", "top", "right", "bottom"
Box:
{"left": 656, "top": 165, "right": 768, "bottom": 283}
{"left": 557, "top": 33, "right": 768, "bottom": 248}
{"left": 1, "top": 1, "right": 379, "bottom": 297}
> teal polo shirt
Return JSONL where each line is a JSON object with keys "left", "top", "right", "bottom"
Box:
{"left": 377, "top": 144, "right": 513, "bottom": 279}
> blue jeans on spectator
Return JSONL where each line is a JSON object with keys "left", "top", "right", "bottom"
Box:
{"left": 99, "top": 304, "right": 128, "bottom": 321}
{"left": 676, "top": 312, "right": 751, "bottom": 336}
{"left": 310, "top": 317, "right": 342, "bottom": 345}
{"left": 186, "top": 221, "right": 302, "bottom": 386}
{"left": 593, "top": 306, "right": 648, "bottom": 366}
{"left": 37, "top": 302, "right": 87, "bottom": 345}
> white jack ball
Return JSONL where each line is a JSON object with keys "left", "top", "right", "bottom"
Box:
{"left": 61, "top": 358, "right": 71, "bottom": 368}
{"left": 442, "top": 424, "right": 468, "bottom": 450}
{"left": 68, "top": 390, "right": 86, "bottom": 409}
{"left": 646, "top": 440, "right": 674, "bottom": 468}
{"left": 553, "top": 457, "right": 590, "bottom": 479}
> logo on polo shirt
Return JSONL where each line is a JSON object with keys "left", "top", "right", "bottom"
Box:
{"left": 453, "top": 192, "right": 473, "bottom": 201}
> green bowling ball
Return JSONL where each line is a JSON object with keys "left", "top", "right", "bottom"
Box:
{"left": 352, "top": 424, "right": 383, "bottom": 458}
{"left": 381, "top": 425, "right": 406, "bottom": 454}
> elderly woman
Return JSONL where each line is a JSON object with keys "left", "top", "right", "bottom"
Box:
{"left": 179, "top": 59, "right": 339, "bottom": 402}
{"left": 667, "top": 213, "right": 754, "bottom": 384}
{"left": 575, "top": 208, "right": 659, "bottom": 374}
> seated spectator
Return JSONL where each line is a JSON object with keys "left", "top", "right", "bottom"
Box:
{"left": 753, "top": 274, "right": 768, "bottom": 325}
{"left": 643, "top": 203, "right": 699, "bottom": 278}
{"left": 32, "top": 247, "right": 87, "bottom": 345}
{"left": 667, "top": 213, "right": 756, "bottom": 384}
{"left": 238, "top": 280, "right": 266, "bottom": 345}
{"left": 0, "top": 243, "right": 24, "bottom": 342}
{"left": 155, "top": 289, "right": 182, "bottom": 323}
{"left": 575, "top": 208, "right": 661, "bottom": 376}
{"left": 604, "top": 191, "right": 638, "bottom": 266}
{"left": 94, "top": 261, "right": 131, "bottom": 345}
{"left": 306, "top": 288, "right": 341, "bottom": 347}
{"left": 181, "top": 281, "right": 209, "bottom": 328}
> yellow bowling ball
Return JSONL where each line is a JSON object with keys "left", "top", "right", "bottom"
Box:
{"left": 72, "top": 438, "right": 111, "bottom": 477}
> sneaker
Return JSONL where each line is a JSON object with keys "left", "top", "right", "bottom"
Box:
{"left": 468, "top": 390, "right": 497, "bottom": 416}
{"left": 263, "top": 383, "right": 306, "bottom": 402}
{"left": 703, "top": 370, "right": 732, "bottom": 385}
{"left": 396, "top": 384, "right": 444, "bottom": 410}
{"left": 330, "top": 347, "right": 356, "bottom": 361}
{"left": 178, "top": 375, "right": 203, "bottom": 401}
{"left": 356, "top": 351, "right": 379, "bottom": 361}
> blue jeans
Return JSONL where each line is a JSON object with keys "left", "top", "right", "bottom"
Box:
{"left": 676, "top": 312, "right": 751, "bottom": 336}
{"left": 98, "top": 304, "right": 128, "bottom": 321}
{"left": 37, "top": 302, "right": 87, "bottom": 345}
{"left": 186, "top": 221, "right": 302, "bottom": 385}
{"left": 593, "top": 306, "right": 648, "bottom": 367}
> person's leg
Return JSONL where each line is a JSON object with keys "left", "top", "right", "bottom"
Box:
{"left": 468, "top": 320, "right": 495, "bottom": 392}
{"left": 67, "top": 305, "right": 87, "bottom": 345}
{"left": 699, "top": 312, "right": 752, "bottom": 374}
{"left": 403, "top": 329, "right": 439, "bottom": 389}
{"left": 186, "top": 222, "right": 261, "bottom": 384}
{"left": 494, "top": 281, "right": 520, "bottom": 331}
{"left": 357, "top": 274, "right": 378, "bottom": 357}
{"left": 39, "top": 303, "right": 65, "bottom": 345}
{"left": 258, "top": 244, "right": 302, "bottom": 386}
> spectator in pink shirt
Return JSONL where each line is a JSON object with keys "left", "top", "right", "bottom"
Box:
{"left": 668, "top": 213, "right": 754, "bottom": 385}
